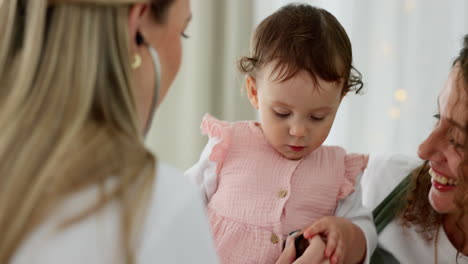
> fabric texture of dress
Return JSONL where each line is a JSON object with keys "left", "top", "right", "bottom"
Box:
{"left": 186, "top": 114, "right": 371, "bottom": 263}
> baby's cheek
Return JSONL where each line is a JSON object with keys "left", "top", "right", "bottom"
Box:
{"left": 261, "top": 124, "right": 279, "bottom": 144}
{"left": 311, "top": 124, "right": 332, "bottom": 145}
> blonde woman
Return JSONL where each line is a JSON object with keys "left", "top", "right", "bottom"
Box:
{"left": 0, "top": 0, "right": 218, "bottom": 263}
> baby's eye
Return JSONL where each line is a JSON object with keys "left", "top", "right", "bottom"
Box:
{"left": 310, "top": 115, "right": 325, "bottom": 121}
{"left": 271, "top": 108, "right": 291, "bottom": 118}
{"left": 273, "top": 110, "right": 290, "bottom": 118}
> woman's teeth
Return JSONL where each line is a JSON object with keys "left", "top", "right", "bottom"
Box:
{"left": 429, "top": 168, "right": 457, "bottom": 186}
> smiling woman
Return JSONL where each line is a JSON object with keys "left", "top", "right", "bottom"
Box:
{"left": 361, "top": 34, "right": 468, "bottom": 264}
{"left": 418, "top": 65, "right": 468, "bottom": 215}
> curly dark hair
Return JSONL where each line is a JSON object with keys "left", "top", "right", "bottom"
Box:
{"left": 398, "top": 162, "right": 442, "bottom": 239}
{"left": 399, "top": 35, "right": 468, "bottom": 253}
{"left": 238, "top": 3, "right": 363, "bottom": 96}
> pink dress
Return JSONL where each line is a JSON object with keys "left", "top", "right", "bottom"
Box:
{"left": 194, "top": 114, "right": 368, "bottom": 264}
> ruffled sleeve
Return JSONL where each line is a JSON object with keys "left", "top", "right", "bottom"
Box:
{"left": 337, "top": 154, "right": 369, "bottom": 200}
{"left": 201, "top": 114, "right": 231, "bottom": 174}
{"left": 184, "top": 114, "right": 231, "bottom": 204}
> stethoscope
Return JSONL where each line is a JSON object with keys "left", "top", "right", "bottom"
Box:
{"left": 138, "top": 32, "right": 161, "bottom": 136}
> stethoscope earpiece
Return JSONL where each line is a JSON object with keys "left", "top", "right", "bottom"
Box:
{"left": 136, "top": 32, "right": 161, "bottom": 136}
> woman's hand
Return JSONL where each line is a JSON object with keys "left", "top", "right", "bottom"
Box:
{"left": 276, "top": 235, "right": 330, "bottom": 264}
{"left": 303, "top": 216, "right": 366, "bottom": 264}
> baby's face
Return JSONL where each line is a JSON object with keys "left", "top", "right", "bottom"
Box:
{"left": 247, "top": 65, "right": 343, "bottom": 160}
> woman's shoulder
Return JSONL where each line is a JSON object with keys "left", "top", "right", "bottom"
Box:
{"left": 12, "top": 163, "right": 218, "bottom": 264}
{"left": 139, "top": 162, "right": 218, "bottom": 263}
{"left": 146, "top": 163, "right": 210, "bottom": 226}
{"left": 152, "top": 163, "right": 201, "bottom": 209}
{"left": 12, "top": 177, "right": 124, "bottom": 263}
{"left": 361, "top": 153, "right": 422, "bottom": 210}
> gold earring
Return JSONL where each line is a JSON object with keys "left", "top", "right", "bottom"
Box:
{"left": 131, "top": 54, "right": 142, "bottom": 69}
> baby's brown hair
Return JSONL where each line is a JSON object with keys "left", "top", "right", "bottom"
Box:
{"left": 239, "top": 3, "right": 363, "bottom": 95}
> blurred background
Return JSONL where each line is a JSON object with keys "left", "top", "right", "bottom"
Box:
{"left": 146, "top": 0, "right": 468, "bottom": 170}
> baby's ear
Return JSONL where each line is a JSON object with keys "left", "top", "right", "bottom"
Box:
{"left": 246, "top": 76, "right": 259, "bottom": 109}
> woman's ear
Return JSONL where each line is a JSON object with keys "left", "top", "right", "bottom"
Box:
{"left": 246, "top": 75, "right": 259, "bottom": 109}
{"left": 128, "top": 4, "right": 149, "bottom": 50}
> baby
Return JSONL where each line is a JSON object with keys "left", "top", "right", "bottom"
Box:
{"left": 186, "top": 4, "right": 376, "bottom": 264}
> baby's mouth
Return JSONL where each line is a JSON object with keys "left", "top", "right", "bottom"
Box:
{"left": 288, "top": 145, "right": 305, "bottom": 152}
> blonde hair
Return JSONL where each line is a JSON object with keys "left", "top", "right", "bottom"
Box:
{"left": 0, "top": 0, "right": 158, "bottom": 263}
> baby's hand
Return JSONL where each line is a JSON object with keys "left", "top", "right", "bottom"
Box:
{"left": 303, "top": 216, "right": 364, "bottom": 264}
{"left": 276, "top": 234, "right": 330, "bottom": 264}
